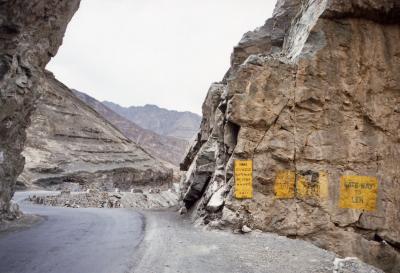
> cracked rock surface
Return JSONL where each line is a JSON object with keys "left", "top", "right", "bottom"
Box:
{"left": 180, "top": 0, "right": 400, "bottom": 271}
{"left": 0, "top": 0, "right": 80, "bottom": 221}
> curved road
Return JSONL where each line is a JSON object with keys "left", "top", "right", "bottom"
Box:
{"left": 0, "top": 192, "right": 382, "bottom": 273}
{"left": 0, "top": 192, "right": 144, "bottom": 273}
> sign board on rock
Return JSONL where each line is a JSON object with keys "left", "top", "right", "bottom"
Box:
{"left": 274, "top": 170, "right": 296, "bottom": 198}
{"left": 339, "top": 175, "right": 378, "bottom": 211}
{"left": 234, "top": 160, "right": 253, "bottom": 199}
{"left": 296, "top": 171, "right": 329, "bottom": 199}
{"left": 274, "top": 170, "right": 329, "bottom": 199}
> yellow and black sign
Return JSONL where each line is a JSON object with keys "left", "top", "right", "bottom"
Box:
{"left": 234, "top": 160, "right": 253, "bottom": 199}
{"left": 297, "top": 171, "right": 329, "bottom": 199}
{"left": 339, "top": 175, "right": 378, "bottom": 211}
{"left": 274, "top": 170, "right": 328, "bottom": 199}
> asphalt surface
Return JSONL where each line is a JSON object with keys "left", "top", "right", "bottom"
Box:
{"left": 0, "top": 192, "right": 144, "bottom": 273}
{"left": 0, "top": 191, "right": 340, "bottom": 273}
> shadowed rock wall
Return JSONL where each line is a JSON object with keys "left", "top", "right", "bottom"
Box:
{"left": 180, "top": 0, "right": 400, "bottom": 271}
{"left": 0, "top": 0, "right": 80, "bottom": 220}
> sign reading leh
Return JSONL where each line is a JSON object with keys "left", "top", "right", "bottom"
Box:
{"left": 234, "top": 160, "right": 253, "bottom": 199}
{"left": 339, "top": 175, "right": 378, "bottom": 211}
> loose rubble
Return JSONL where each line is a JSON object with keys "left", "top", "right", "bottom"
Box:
{"left": 333, "top": 257, "right": 384, "bottom": 273}
{"left": 29, "top": 189, "right": 178, "bottom": 209}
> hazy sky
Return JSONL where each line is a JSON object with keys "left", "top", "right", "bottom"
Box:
{"left": 47, "top": 0, "right": 276, "bottom": 115}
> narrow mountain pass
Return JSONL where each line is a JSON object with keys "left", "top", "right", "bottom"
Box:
{"left": 0, "top": 192, "right": 144, "bottom": 273}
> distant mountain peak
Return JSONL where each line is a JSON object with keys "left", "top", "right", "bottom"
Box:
{"left": 102, "top": 101, "right": 200, "bottom": 116}
{"left": 102, "top": 101, "right": 201, "bottom": 141}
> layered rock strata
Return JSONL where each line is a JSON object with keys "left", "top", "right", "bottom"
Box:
{"left": 180, "top": 0, "right": 400, "bottom": 271}
{"left": 18, "top": 72, "right": 173, "bottom": 191}
{"left": 73, "top": 90, "right": 188, "bottom": 166}
{"left": 0, "top": 0, "right": 80, "bottom": 220}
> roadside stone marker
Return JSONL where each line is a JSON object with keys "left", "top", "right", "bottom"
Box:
{"left": 234, "top": 160, "right": 253, "bottom": 199}
{"left": 339, "top": 175, "right": 378, "bottom": 211}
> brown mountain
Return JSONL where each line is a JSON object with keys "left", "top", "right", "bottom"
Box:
{"left": 18, "top": 72, "right": 173, "bottom": 191}
{"left": 73, "top": 90, "right": 188, "bottom": 166}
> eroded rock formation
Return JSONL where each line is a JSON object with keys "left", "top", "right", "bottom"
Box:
{"left": 18, "top": 72, "right": 173, "bottom": 191}
{"left": 180, "top": 0, "right": 400, "bottom": 271}
{"left": 0, "top": 0, "right": 80, "bottom": 220}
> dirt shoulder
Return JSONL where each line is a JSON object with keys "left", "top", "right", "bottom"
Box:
{"left": 132, "top": 209, "right": 337, "bottom": 273}
{"left": 0, "top": 214, "right": 43, "bottom": 236}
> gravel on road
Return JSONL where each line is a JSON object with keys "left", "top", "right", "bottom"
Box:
{"left": 132, "top": 210, "right": 337, "bottom": 273}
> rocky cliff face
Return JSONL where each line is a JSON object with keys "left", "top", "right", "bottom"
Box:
{"left": 18, "top": 72, "right": 173, "bottom": 191}
{"left": 103, "top": 102, "right": 201, "bottom": 141}
{"left": 0, "top": 0, "right": 80, "bottom": 220}
{"left": 180, "top": 0, "right": 400, "bottom": 271}
{"left": 74, "top": 90, "right": 188, "bottom": 166}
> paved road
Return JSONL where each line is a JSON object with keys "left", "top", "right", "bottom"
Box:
{"left": 0, "top": 192, "right": 144, "bottom": 273}
{"left": 0, "top": 192, "right": 380, "bottom": 273}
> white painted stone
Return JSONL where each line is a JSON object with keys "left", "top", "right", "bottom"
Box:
{"left": 206, "top": 186, "right": 226, "bottom": 212}
{"left": 179, "top": 207, "right": 187, "bottom": 215}
{"left": 173, "top": 183, "right": 180, "bottom": 193}
{"left": 0, "top": 151, "right": 3, "bottom": 163}
{"left": 241, "top": 225, "right": 252, "bottom": 233}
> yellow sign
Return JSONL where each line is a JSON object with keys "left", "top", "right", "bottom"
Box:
{"left": 274, "top": 170, "right": 295, "bottom": 199}
{"left": 339, "top": 175, "right": 378, "bottom": 211}
{"left": 274, "top": 170, "right": 328, "bottom": 199}
{"left": 296, "top": 171, "right": 329, "bottom": 199}
{"left": 234, "top": 160, "right": 253, "bottom": 199}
